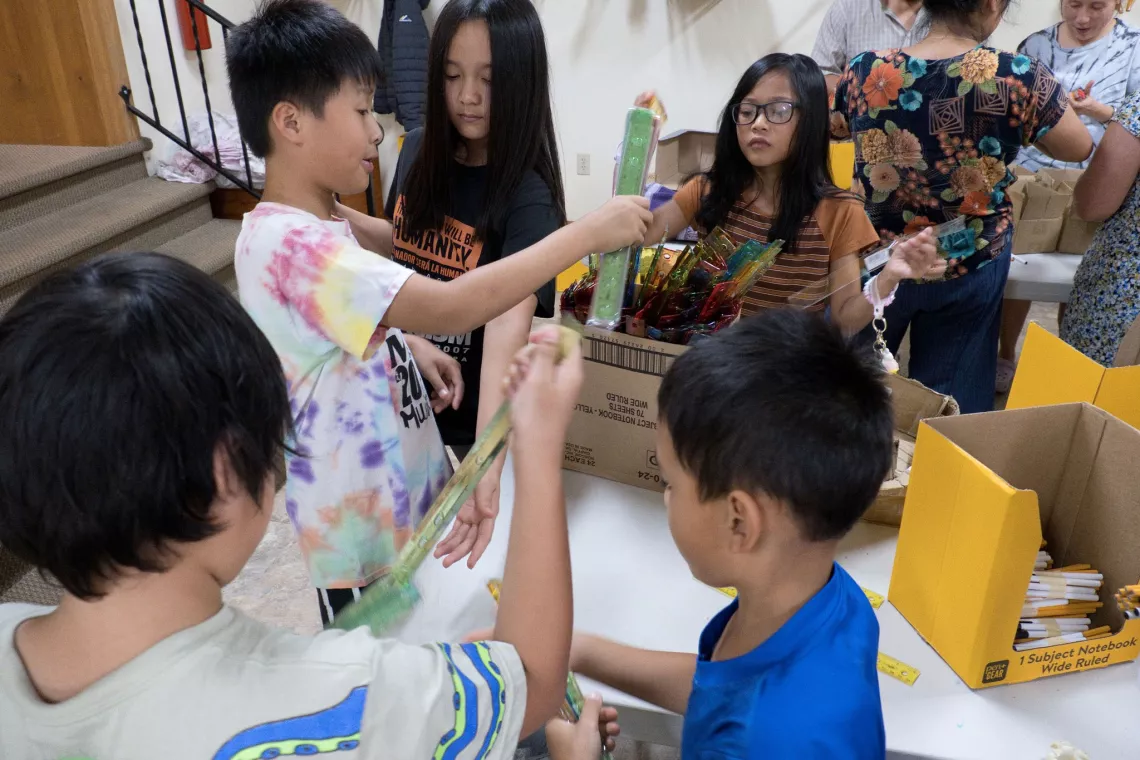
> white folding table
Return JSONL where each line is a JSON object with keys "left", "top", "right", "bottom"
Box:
{"left": 1005, "top": 253, "right": 1082, "bottom": 303}
{"left": 394, "top": 462, "right": 1136, "bottom": 760}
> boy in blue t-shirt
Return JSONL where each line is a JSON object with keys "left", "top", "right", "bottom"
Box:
{"left": 570, "top": 309, "right": 892, "bottom": 758}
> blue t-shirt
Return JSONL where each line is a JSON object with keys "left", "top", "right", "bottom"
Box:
{"left": 682, "top": 563, "right": 885, "bottom": 759}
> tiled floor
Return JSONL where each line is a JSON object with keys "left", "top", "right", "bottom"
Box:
{"left": 222, "top": 305, "right": 1065, "bottom": 758}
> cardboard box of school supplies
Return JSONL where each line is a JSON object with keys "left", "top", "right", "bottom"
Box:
{"left": 1007, "top": 323, "right": 1140, "bottom": 431}
{"left": 889, "top": 404, "right": 1140, "bottom": 689}
{"left": 861, "top": 375, "right": 958, "bottom": 527}
{"left": 563, "top": 330, "right": 957, "bottom": 498}
{"left": 562, "top": 328, "right": 684, "bottom": 490}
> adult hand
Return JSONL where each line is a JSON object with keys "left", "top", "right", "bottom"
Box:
{"left": 1069, "top": 94, "right": 1114, "bottom": 124}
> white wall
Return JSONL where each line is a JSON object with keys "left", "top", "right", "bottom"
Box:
{"left": 112, "top": 0, "right": 256, "bottom": 167}
{"left": 114, "top": 0, "right": 1103, "bottom": 217}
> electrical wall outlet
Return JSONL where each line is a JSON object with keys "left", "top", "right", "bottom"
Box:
{"left": 576, "top": 153, "right": 591, "bottom": 176}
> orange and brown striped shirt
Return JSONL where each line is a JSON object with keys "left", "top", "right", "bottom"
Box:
{"left": 674, "top": 178, "right": 879, "bottom": 317}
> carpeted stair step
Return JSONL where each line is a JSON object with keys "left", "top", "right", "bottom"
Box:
{"left": 0, "top": 140, "right": 151, "bottom": 232}
{"left": 0, "top": 176, "right": 214, "bottom": 315}
{"left": 156, "top": 218, "right": 241, "bottom": 283}
{"left": 0, "top": 550, "right": 60, "bottom": 607}
{"left": 216, "top": 264, "right": 238, "bottom": 295}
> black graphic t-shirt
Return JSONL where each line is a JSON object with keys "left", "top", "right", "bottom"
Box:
{"left": 386, "top": 129, "right": 558, "bottom": 446}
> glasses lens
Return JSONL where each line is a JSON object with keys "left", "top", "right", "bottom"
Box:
{"left": 733, "top": 103, "right": 759, "bottom": 125}
{"left": 766, "top": 102, "right": 795, "bottom": 124}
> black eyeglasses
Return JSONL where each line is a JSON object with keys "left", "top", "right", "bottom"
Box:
{"left": 731, "top": 100, "right": 798, "bottom": 126}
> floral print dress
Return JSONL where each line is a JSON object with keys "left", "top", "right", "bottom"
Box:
{"left": 833, "top": 47, "right": 1068, "bottom": 278}
{"left": 1060, "top": 92, "right": 1140, "bottom": 366}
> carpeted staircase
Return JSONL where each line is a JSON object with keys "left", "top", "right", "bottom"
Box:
{"left": 0, "top": 138, "right": 240, "bottom": 316}
{"left": 0, "top": 138, "right": 243, "bottom": 605}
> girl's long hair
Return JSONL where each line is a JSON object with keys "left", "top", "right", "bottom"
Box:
{"left": 401, "top": 0, "right": 567, "bottom": 240}
{"left": 696, "top": 53, "right": 847, "bottom": 250}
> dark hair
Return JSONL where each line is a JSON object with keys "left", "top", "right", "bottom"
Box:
{"left": 924, "top": 0, "right": 1014, "bottom": 38}
{"left": 0, "top": 253, "right": 292, "bottom": 599}
{"left": 226, "top": 0, "right": 383, "bottom": 157}
{"left": 401, "top": 0, "right": 567, "bottom": 241}
{"left": 658, "top": 309, "right": 893, "bottom": 541}
{"left": 696, "top": 53, "right": 847, "bottom": 251}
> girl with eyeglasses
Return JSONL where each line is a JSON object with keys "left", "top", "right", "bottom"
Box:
{"left": 639, "top": 53, "right": 941, "bottom": 335}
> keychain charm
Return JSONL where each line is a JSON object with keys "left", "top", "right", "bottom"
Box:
{"left": 863, "top": 276, "right": 899, "bottom": 374}
{"left": 873, "top": 317, "right": 899, "bottom": 374}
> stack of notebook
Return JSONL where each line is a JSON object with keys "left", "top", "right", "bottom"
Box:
{"left": 1015, "top": 546, "right": 1109, "bottom": 652}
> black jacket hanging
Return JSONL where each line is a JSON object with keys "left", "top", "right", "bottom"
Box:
{"left": 374, "top": 0, "right": 431, "bottom": 131}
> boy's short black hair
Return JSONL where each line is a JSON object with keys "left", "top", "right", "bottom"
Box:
{"left": 658, "top": 310, "right": 894, "bottom": 542}
{"left": 226, "top": 0, "right": 383, "bottom": 157}
{"left": 0, "top": 253, "right": 291, "bottom": 599}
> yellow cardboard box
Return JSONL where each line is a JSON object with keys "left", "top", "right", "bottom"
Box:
{"left": 890, "top": 403, "right": 1140, "bottom": 688}
{"left": 1007, "top": 323, "right": 1140, "bottom": 430}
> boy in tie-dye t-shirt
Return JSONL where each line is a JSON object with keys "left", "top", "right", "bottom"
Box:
{"left": 236, "top": 202, "right": 454, "bottom": 622}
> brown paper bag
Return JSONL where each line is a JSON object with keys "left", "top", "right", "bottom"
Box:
{"left": 1012, "top": 217, "right": 1064, "bottom": 254}
{"left": 1037, "top": 168, "right": 1084, "bottom": 189}
{"left": 1057, "top": 215, "right": 1100, "bottom": 254}
{"left": 1008, "top": 177, "right": 1032, "bottom": 222}
{"left": 1021, "top": 181, "right": 1072, "bottom": 221}
{"left": 1046, "top": 170, "right": 1101, "bottom": 254}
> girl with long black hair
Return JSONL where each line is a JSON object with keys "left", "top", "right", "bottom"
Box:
{"left": 644, "top": 53, "right": 940, "bottom": 335}
{"left": 384, "top": 0, "right": 566, "bottom": 568}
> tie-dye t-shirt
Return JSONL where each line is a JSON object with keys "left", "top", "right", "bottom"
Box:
{"left": 236, "top": 202, "right": 452, "bottom": 589}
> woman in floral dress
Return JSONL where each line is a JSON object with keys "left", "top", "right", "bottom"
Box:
{"left": 832, "top": 0, "right": 1093, "bottom": 413}
{"left": 1063, "top": 91, "right": 1140, "bottom": 365}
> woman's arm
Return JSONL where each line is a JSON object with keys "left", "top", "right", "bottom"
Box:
{"left": 1073, "top": 121, "right": 1140, "bottom": 222}
{"left": 334, "top": 201, "right": 394, "bottom": 257}
{"left": 1034, "top": 106, "right": 1095, "bottom": 163}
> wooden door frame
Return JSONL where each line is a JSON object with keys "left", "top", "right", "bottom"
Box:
{"left": 0, "top": 0, "right": 139, "bottom": 146}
